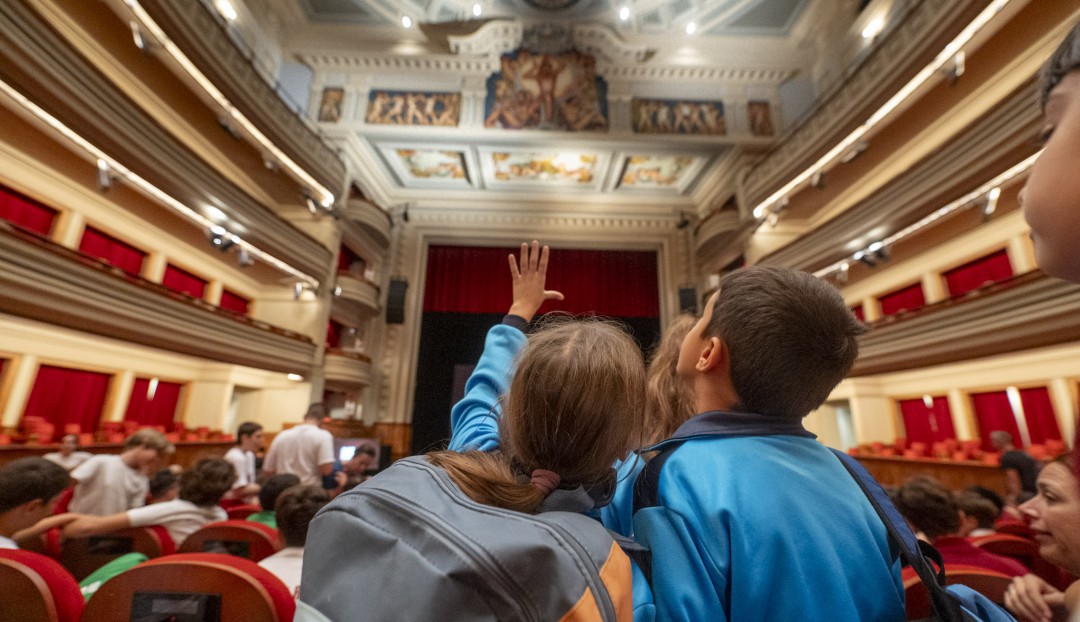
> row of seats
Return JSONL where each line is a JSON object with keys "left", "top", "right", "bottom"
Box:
{"left": 849, "top": 438, "right": 1068, "bottom": 463}
{"left": 0, "top": 418, "right": 234, "bottom": 445}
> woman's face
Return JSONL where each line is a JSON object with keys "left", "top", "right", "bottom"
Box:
{"left": 1020, "top": 461, "right": 1080, "bottom": 574}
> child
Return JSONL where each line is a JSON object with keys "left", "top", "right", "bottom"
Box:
{"left": 247, "top": 473, "right": 300, "bottom": 529}
{"left": 0, "top": 457, "right": 71, "bottom": 549}
{"left": 301, "top": 241, "right": 648, "bottom": 620}
{"left": 258, "top": 484, "right": 329, "bottom": 598}
{"left": 620, "top": 266, "right": 904, "bottom": 621}
{"left": 69, "top": 428, "right": 173, "bottom": 515}
{"left": 223, "top": 421, "right": 263, "bottom": 505}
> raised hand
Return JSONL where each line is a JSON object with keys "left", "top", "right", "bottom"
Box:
{"left": 507, "top": 240, "right": 564, "bottom": 323}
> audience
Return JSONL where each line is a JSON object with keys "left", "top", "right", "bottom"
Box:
{"left": 146, "top": 468, "right": 179, "bottom": 504}
{"left": 224, "top": 421, "right": 263, "bottom": 505}
{"left": 263, "top": 405, "right": 334, "bottom": 487}
{"left": 893, "top": 476, "right": 1027, "bottom": 577}
{"left": 955, "top": 490, "right": 999, "bottom": 537}
{"left": 247, "top": 473, "right": 300, "bottom": 529}
{"left": 42, "top": 434, "right": 93, "bottom": 472}
{"left": 258, "top": 484, "right": 329, "bottom": 598}
{"left": 331, "top": 442, "right": 376, "bottom": 497}
{"left": 69, "top": 428, "right": 174, "bottom": 515}
{"left": 51, "top": 458, "right": 234, "bottom": 547}
{"left": 992, "top": 430, "right": 1039, "bottom": 507}
{"left": 0, "top": 458, "right": 71, "bottom": 549}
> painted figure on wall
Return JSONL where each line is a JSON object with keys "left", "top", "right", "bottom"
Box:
{"left": 747, "top": 100, "right": 775, "bottom": 137}
{"left": 621, "top": 156, "right": 695, "bottom": 188}
{"left": 484, "top": 50, "right": 608, "bottom": 132}
{"left": 318, "top": 87, "right": 345, "bottom": 123}
{"left": 366, "top": 91, "right": 461, "bottom": 126}
{"left": 631, "top": 99, "right": 726, "bottom": 135}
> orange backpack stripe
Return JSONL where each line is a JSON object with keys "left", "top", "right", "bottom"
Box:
{"left": 559, "top": 541, "right": 633, "bottom": 622}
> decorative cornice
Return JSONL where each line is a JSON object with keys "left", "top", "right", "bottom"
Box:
{"left": 0, "top": 222, "right": 315, "bottom": 374}
{"left": 447, "top": 20, "right": 523, "bottom": 57}
{"left": 852, "top": 272, "right": 1080, "bottom": 376}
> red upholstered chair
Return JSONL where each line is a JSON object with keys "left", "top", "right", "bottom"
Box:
{"left": 62, "top": 424, "right": 81, "bottom": 436}
{"left": 226, "top": 504, "right": 263, "bottom": 520}
{"left": 902, "top": 565, "right": 1013, "bottom": 620}
{"left": 0, "top": 549, "right": 84, "bottom": 622}
{"left": 970, "top": 534, "right": 1039, "bottom": 569}
{"left": 79, "top": 552, "right": 295, "bottom": 621}
{"left": 177, "top": 520, "right": 281, "bottom": 562}
{"left": 59, "top": 526, "right": 176, "bottom": 581}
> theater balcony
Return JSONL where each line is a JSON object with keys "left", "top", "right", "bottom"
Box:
{"left": 341, "top": 197, "right": 392, "bottom": 252}
{"left": 324, "top": 349, "right": 374, "bottom": 390}
{"left": 331, "top": 273, "right": 381, "bottom": 323}
{"left": 0, "top": 222, "right": 316, "bottom": 374}
{"left": 852, "top": 271, "right": 1080, "bottom": 377}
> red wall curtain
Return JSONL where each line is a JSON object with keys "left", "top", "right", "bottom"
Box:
{"left": 424, "top": 246, "right": 659, "bottom": 317}
{"left": 338, "top": 245, "right": 364, "bottom": 273}
{"left": 971, "top": 390, "right": 1021, "bottom": 451}
{"left": 124, "top": 378, "right": 182, "bottom": 428}
{"left": 899, "top": 396, "right": 956, "bottom": 445}
{"left": 23, "top": 365, "right": 111, "bottom": 433}
{"left": 219, "top": 290, "right": 249, "bottom": 316}
{"left": 1019, "top": 387, "right": 1062, "bottom": 445}
{"left": 78, "top": 226, "right": 147, "bottom": 276}
{"left": 944, "top": 250, "right": 1013, "bottom": 297}
{"left": 0, "top": 184, "right": 57, "bottom": 236}
{"left": 879, "top": 283, "right": 926, "bottom": 317}
{"left": 162, "top": 264, "right": 208, "bottom": 299}
{"left": 851, "top": 305, "right": 865, "bottom": 322}
{"left": 327, "top": 320, "right": 343, "bottom": 348}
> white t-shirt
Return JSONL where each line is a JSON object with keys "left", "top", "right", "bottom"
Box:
{"left": 263, "top": 424, "right": 334, "bottom": 486}
{"left": 43, "top": 451, "right": 93, "bottom": 471}
{"left": 258, "top": 546, "right": 304, "bottom": 598}
{"left": 0, "top": 535, "right": 18, "bottom": 549}
{"left": 70, "top": 454, "right": 148, "bottom": 515}
{"left": 224, "top": 446, "right": 258, "bottom": 502}
{"left": 126, "top": 499, "right": 226, "bottom": 547}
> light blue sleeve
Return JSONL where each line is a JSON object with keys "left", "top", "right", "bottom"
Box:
{"left": 447, "top": 322, "right": 527, "bottom": 453}
{"left": 601, "top": 455, "right": 646, "bottom": 538}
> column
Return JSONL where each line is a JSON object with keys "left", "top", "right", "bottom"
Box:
{"left": 142, "top": 252, "right": 168, "bottom": 283}
{"left": 1007, "top": 234, "right": 1037, "bottom": 274}
{"left": 947, "top": 388, "right": 976, "bottom": 440}
{"left": 102, "top": 370, "right": 136, "bottom": 423}
{"left": 1048, "top": 378, "right": 1077, "bottom": 447}
{"left": 205, "top": 280, "right": 224, "bottom": 306}
{"left": 862, "top": 297, "right": 881, "bottom": 322}
{"left": 921, "top": 272, "right": 947, "bottom": 304}
{"left": 0, "top": 355, "right": 39, "bottom": 428}
{"left": 50, "top": 210, "right": 85, "bottom": 249}
{"left": 848, "top": 392, "right": 897, "bottom": 444}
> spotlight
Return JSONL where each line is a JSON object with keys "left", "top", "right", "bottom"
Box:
{"left": 333, "top": 285, "right": 342, "bottom": 296}
{"left": 305, "top": 196, "right": 319, "bottom": 215}
{"left": 811, "top": 170, "right": 826, "bottom": 189}
{"left": 472, "top": 3, "right": 482, "bottom": 17}
{"left": 208, "top": 225, "right": 236, "bottom": 251}
{"left": 854, "top": 250, "right": 877, "bottom": 268}
{"left": 685, "top": 21, "right": 696, "bottom": 35}
{"left": 943, "top": 51, "right": 965, "bottom": 84}
{"left": 766, "top": 211, "right": 779, "bottom": 227}
{"left": 839, "top": 140, "right": 869, "bottom": 163}
{"left": 676, "top": 212, "right": 691, "bottom": 230}
{"left": 836, "top": 262, "right": 849, "bottom": 284}
{"left": 130, "top": 21, "right": 146, "bottom": 51}
{"left": 218, "top": 116, "right": 240, "bottom": 139}
{"left": 237, "top": 247, "right": 254, "bottom": 267}
{"left": 982, "top": 186, "right": 1001, "bottom": 219}
{"left": 861, "top": 16, "right": 885, "bottom": 40}
{"left": 263, "top": 156, "right": 279, "bottom": 171}
{"left": 293, "top": 282, "right": 304, "bottom": 300}
{"left": 401, "top": 15, "right": 412, "bottom": 28}
{"left": 402, "top": 205, "right": 410, "bottom": 223}
{"left": 619, "top": 6, "right": 630, "bottom": 21}
{"left": 96, "top": 159, "right": 112, "bottom": 190}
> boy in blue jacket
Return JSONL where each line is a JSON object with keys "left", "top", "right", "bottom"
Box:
{"left": 621, "top": 266, "right": 904, "bottom": 621}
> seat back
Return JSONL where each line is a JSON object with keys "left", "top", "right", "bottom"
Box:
{"left": 903, "top": 565, "right": 1012, "bottom": 620}
{"left": 178, "top": 520, "right": 281, "bottom": 561}
{"left": 0, "top": 549, "right": 84, "bottom": 622}
{"left": 59, "top": 526, "right": 176, "bottom": 580}
{"left": 969, "top": 533, "right": 1039, "bottom": 569}
{"left": 226, "top": 504, "right": 262, "bottom": 520}
{"left": 79, "top": 553, "right": 294, "bottom": 622}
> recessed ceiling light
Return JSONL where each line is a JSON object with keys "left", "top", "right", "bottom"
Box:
{"left": 401, "top": 15, "right": 412, "bottom": 28}
{"left": 685, "top": 21, "right": 696, "bottom": 35}
{"left": 214, "top": 0, "right": 238, "bottom": 21}
{"left": 473, "top": 3, "right": 482, "bottom": 17}
{"left": 619, "top": 6, "right": 630, "bottom": 21}
{"left": 861, "top": 16, "right": 885, "bottom": 39}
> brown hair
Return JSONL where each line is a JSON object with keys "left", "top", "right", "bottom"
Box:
{"left": 893, "top": 476, "right": 959, "bottom": 540}
{"left": 179, "top": 458, "right": 236, "bottom": 507}
{"left": 643, "top": 314, "right": 697, "bottom": 443}
{"left": 275, "top": 484, "right": 330, "bottom": 547}
{"left": 236, "top": 422, "right": 263, "bottom": 444}
{"left": 124, "top": 428, "right": 175, "bottom": 454}
{"left": 954, "top": 491, "right": 998, "bottom": 530}
{"left": 0, "top": 458, "right": 70, "bottom": 513}
{"left": 707, "top": 266, "right": 867, "bottom": 418}
{"left": 1041, "top": 20, "right": 1080, "bottom": 110}
{"left": 428, "top": 318, "right": 646, "bottom": 514}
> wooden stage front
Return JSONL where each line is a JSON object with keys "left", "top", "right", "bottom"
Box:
{"left": 0, "top": 441, "right": 234, "bottom": 470}
{"left": 855, "top": 455, "right": 1008, "bottom": 496}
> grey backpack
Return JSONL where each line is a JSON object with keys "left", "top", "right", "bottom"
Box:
{"left": 299, "top": 456, "right": 633, "bottom": 622}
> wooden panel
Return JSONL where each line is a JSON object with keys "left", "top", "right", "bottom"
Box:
{"left": 374, "top": 422, "right": 412, "bottom": 461}
{"left": 856, "top": 455, "right": 1007, "bottom": 496}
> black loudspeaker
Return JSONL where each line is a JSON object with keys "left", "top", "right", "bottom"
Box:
{"left": 386, "top": 279, "right": 408, "bottom": 324}
{"left": 379, "top": 444, "right": 393, "bottom": 471}
{"left": 678, "top": 287, "right": 698, "bottom": 314}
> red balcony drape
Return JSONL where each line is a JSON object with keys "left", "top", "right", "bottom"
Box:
{"left": 879, "top": 283, "right": 926, "bottom": 317}
{"left": 971, "top": 390, "right": 1021, "bottom": 452}
{"left": 899, "top": 396, "right": 955, "bottom": 445}
{"left": 78, "top": 226, "right": 147, "bottom": 276}
{"left": 1019, "top": 387, "right": 1062, "bottom": 445}
{"left": 162, "top": 264, "right": 207, "bottom": 299}
{"left": 124, "top": 378, "right": 182, "bottom": 428}
{"left": 851, "top": 305, "right": 865, "bottom": 322}
{"left": 219, "top": 290, "right": 249, "bottom": 316}
{"left": 23, "top": 365, "right": 111, "bottom": 433}
{"left": 327, "top": 320, "right": 343, "bottom": 348}
{"left": 0, "top": 183, "right": 57, "bottom": 236}
{"left": 944, "top": 250, "right": 1013, "bottom": 297}
{"left": 424, "top": 246, "right": 659, "bottom": 317}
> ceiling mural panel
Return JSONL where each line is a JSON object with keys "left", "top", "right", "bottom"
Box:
{"left": 483, "top": 150, "right": 606, "bottom": 189}
{"left": 617, "top": 155, "right": 702, "bottom": 192}
{"left": 631, "top": 98, "right": 726, "bottom": 135}
{"left": 365, "top": 90, "right": 462, "bottom": 127}
{"left": 378, "top": 145, "right": 473, "bottom": 189}
{"left": 484, "top": 50, "right": 607, "bottom": 131}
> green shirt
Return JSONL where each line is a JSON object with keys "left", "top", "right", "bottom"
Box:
{"left": 247, "top": 510, "right": 277, "bottom": 529}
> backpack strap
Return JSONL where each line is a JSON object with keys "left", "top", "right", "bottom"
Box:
{"left": 829, "top": 449, "right": 967, "bottom": 622}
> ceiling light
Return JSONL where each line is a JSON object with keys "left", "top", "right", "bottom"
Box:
{"left": 401, "top": 15, "right": 412, "bottom": 28}
{"left": 287, "top": 373, "right": 304, "bottom": 381}
{"left": 982, "top": 186, "right": 1000, "bottom": 217}
{"left": 237, "top": 247, "right": 254, "bottom": 267}
{"left": 922, "top": 395, "right": 933, "bottom": 409}
{"left": 767, "top": 211, "right": 779, "bottom": 227}
{"left": 861, "top": 16, "right": 885, "bottom": 40}
{"left": 130, "top": 21, "right": 146, "bottom": 51}
{"left": 685, "top": 21, "right": 696, "bottom": 35}
{"left": 214, "top": 0, "right": 238, "bottom": 21}
{"left": 473, "top": 3, "right": 482, "bottom": 17}
{"left": 619, "top": 6, "right": 630, "bottom": 21}
{"left": 97, "top": 158, "right": 112, "bottom": 190}
{"left": 333, "top": 285, "right": 342, "bottom": 296}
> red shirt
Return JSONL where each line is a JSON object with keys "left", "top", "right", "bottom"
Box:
{"left": 931, "top": 536, "right": 1029, "bottom": 577}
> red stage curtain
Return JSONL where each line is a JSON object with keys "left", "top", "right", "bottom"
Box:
{"left": 23, "top": 365, "right": 111, "bottom": 433}
{"left": 124, "top": 378, "right": 182, "bottom": 427}
{"left": 162, "top": 264, "right": 208, "bottom": 299}
{"left": 78, "top": 226, "right": 147, "bottom": 276}
{"left": 327, "top": 320, "right": 343, "bottom": 348}
{"left": 944, "top": 250, "right": 1013, "bottom": 297}
{"left": 851, "top": 305, "right": 865, "bottom": 322}
{"left": 879, "top": 283, "right": 926, "bottom": 317}
{"left": 424, "top": 246, "right": 659, "bottom": 317}
{"left": 971, "top": 390, "right": 1021, "bottom": 451}
{"left": 219, "top": 289, "right": 249, "bottom": 316}
{"left": 0, "top": 183, "right": 57, "bottom": 236}
{"left": 899, "top": 396, "right": 955, "bottom": 445}
{"left": 1019, "top": 387, "right": 1062, "bottom": 445}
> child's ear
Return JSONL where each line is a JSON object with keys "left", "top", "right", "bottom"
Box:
{"left": 697, "top": 336, "right": 728, "bottom": 374}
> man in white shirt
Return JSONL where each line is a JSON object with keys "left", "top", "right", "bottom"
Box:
{"left": 224, "top": 422, "right": 263, "bottom": 505}
{"left": 42, "top": 434, "right": 93, "bottom": 471}
{"left": 258, "top": 484, "right": 329, "bottom": 598}
{"left": 0, "top": 458, "right": 72, "bottom": 549}
{"left": 262, "top": 405, "right": 335, "bottom": 487}
{"left": 69, "top": 428, "right": 174, "bottom": 515}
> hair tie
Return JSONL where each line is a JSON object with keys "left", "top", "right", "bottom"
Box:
{"left": 530, "top": 469, "right": 561, "bottom": 496}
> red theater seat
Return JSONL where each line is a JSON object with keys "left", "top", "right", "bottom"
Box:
{"left": 79, "top": 552, "right": 294, "bottom": 621}
{"left": 178, "top": 520, "right": 280, "bottom": 561}
{"left": 226, "top": 504, "right": 263, "bottom": 520}
{"left": 0, "top": 549, "right": 83, "bottom": 622}
{"left": 902, "top": 565, "right": 1012, "bottom": 620}
{"left": 59, "top": 526, "right": 176, "bottom": 581}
